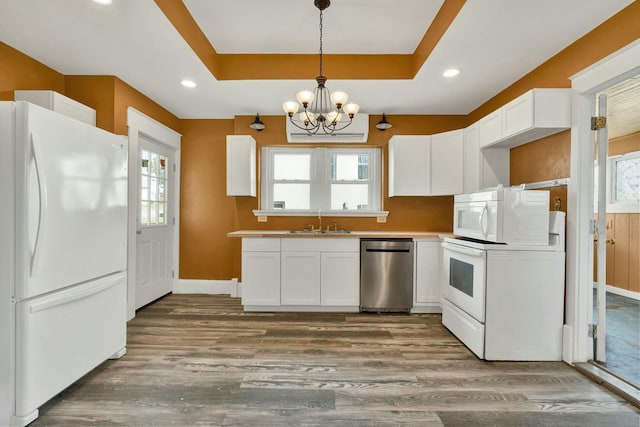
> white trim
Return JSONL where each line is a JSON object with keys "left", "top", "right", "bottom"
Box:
{"left": 411, "top": 305, "right": 442, "bottom": 314}
{"left": 126, "top": 108, "right": 181, "bottom": 320}
{"left": 244, "top": 305, "right": 359, "bottom": 312}
{"left": 593, "top": 283, "right": 640, "bottom": 301}
{"left": 174, "top": 278, "right": 240, "bottom": 297}
{"left": 568, "top": 40, "right": 640, "bottom": 363}
{"left": 253, "top": 209, "right": 389, "bottom": 218}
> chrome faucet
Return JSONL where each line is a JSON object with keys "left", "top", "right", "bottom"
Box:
{"left": 318, "top": 209, "right": 322, "bottom": 231}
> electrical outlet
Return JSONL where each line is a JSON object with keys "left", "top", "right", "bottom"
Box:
{"left": 257, "top": 216, "right": 267, "bottom": 223}
{"left": 377, "top": 216, "right": 387, "bottom": 223}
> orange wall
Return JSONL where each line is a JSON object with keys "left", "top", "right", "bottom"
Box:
{"left": 0, "top": 41, "right": 64, "bottom": 100}
{"left": 609, "top": 132, "right": 640, "bottom": 156}
{"left": 179, "top": 114, "right": 466, "bottom": 279}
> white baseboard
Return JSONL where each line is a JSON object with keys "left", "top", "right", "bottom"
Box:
{"left": 174, "top": 278, "right": 240, "bottom": 297}
{"left": 592, "top": 282, "right": 640, "bottom": 301}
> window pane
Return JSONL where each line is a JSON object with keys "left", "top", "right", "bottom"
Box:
{"left": 150, "top": 152, "right": 159, "bottom": 177}
{"left": 141, "top": 150, "right": 149, "bottom": 175}
{"left": 159, "top": 202, "right": 166, "bottom": 225}
{"left": 141, "top": 175, "right": 149, "bottom": 201}
{"left": 140, "top": 201, "right": 149, "bottom": 226}
{"left": 274, "top": 154, "right": 310, "bottom": 180}
{"left": 149, "top": 202, "right": 158, "bottom": 225}
{"left": 331, "top": 154, "right": 368, "bottom": 181}
{"left": 159, "top": 156, "right": 167, "bottom": 179}
{"left": 150, "top": 177, "right": 158, "bottom": 200}
{"left": 615, "top": 157, "right": 640, "bottom": 201}
{"left": 274, "top": 183, "right": 310, "bottom": 209}
{"left": 331, "top": 183, "right": 369, "bottom": 210}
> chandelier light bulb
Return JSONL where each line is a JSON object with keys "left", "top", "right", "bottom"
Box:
{"left": 296, "top": 90, "right": 315, "bottom": 106}
{"left": 343, "top": 103, "right": 360, "bottom": 116}
{"left": 330, "top": 91, "right": 348, "bottom": 107}
{"left": 283, "top": 101, "right": 300, "bottom": 115}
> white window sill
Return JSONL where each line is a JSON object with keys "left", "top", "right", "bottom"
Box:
{"left": 253, "top": 209, "right": 389, "bottom": 218}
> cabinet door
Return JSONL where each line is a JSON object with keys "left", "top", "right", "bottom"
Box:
{"left": 415, "top": 242, "right": 442, "bottom": 304}
{"left": 388, "top": 136, "right": 431, "bottom": 196}
{"left": 241, "top": 251, "right": 280, "bottom": 306}
{"left": 226, "top": 135, "right": 256, "bottom": 196}
{"left": 463, "top": 124, "right": 481, "bottom": 193}
{"left": 431, "top": 129, "right": 463, "bottom": 195}
{"left": 478, "top": 110, "right": 502, "bottom": 148}
{"left": 281, "top": 252, "right": 321, "bottom": 305}
{"left": 321, "top": 252, "right": 359, "bottom": 306}
{"left": 502, "top": 90, "right": 534, "bottom": 138}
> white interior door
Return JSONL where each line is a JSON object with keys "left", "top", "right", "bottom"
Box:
{"left": 594, "top": 93, "right": 608, "bottom": 362}
{"left": 135, "top": 135, "right": 174, "bottom": 309}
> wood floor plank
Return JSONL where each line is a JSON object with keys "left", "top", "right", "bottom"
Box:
{"left": 31, "top": 294, "right": 640, "bottom": 426}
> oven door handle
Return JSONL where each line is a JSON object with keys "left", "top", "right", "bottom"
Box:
{"left": 479, "top": 204, "right": 489, "bottom": 238}
{"left": 442, "top": 242, "right": 485, "bottom": 258}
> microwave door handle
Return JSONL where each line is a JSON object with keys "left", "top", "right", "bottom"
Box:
{"left": 479, "top": 204, "right": 489, "bottom": 238}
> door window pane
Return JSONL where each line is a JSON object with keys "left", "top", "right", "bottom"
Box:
{"left": 140, "top": 148, "right": 168, "bottom": 226}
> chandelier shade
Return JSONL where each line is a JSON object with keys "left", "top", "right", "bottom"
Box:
{"left": 283, "top": 0, "right": 359, "bottom": 135}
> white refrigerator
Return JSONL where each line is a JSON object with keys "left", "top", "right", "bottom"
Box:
{"left": 0, "top": 101, "right": 128, "bottom": 426}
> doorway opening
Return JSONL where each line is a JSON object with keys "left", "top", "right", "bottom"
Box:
{"left": 592, "top": 75, "right": 640, "bottom": 389}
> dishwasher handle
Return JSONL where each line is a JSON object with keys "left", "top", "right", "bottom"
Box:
{"left": 363, "top": 241, "right": 413, "bottom": 252}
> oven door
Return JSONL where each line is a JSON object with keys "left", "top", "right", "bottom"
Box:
{"left": 442, "top": 242, "right": 486, "bottom": 323}
{"left": 453, "top": 200, "right": 500, "bottom": 242}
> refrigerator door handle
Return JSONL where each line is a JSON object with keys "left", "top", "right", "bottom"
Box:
{"left": 29, "top": 132, "right": 47, "bottom": 276}
{"left": 28, "top": 272, "right": 126, "bottom": 313}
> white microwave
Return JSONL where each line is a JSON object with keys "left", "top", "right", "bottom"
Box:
{"left": 453, "top": 188, "right": 550, "bottom": 245}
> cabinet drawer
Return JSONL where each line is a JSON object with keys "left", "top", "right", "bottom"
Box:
{"left": 281, "top": 238, "right": 359, "bottom": 252}
{"left": 242, "top": 238, "right": 280, "bottom": 252}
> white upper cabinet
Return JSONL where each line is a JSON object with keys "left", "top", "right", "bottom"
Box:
{"left": 464, "top": 123, "right": 509, "bottom": 193}
{"left": 478, "top": 88, "right": 572, "bottom": 149}
{"left": 430, "top": 129, "right": 463, "bottom": 195}
{"left": 389, "top": 132, "right": 463, "bottom": 197}
{"left": 388, "top": 135, "right": 431, "bottom": 196}
{"left": 226, "top": 135, "right": 256, "bottom": 197}
{"left": 14, "top": 90, "right": 96, "bottom": 126}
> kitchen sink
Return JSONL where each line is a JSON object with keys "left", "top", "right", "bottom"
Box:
{"left": 288, "top": 229, "right": 352, "bottom": 234}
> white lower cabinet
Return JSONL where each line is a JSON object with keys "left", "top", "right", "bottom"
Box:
{"left": 241, "top": 238, "right": 281, "bottom": 306}
{"left": 281, "top": 252, "right": 321, "bottom": 305}
{"left": 242, "top": 237, "right": 359, "bottom": 310}
{"left": 321, "top": 252, "right": 360, "bottom": 306}
{"left": 413, "top": 239, "right": 443, "bottom": 313}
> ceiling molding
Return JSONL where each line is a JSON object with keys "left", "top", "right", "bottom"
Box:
{"left": 154, "top": 0, "right": 465, "bottom": 81}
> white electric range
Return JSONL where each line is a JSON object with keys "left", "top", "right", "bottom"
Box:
{"left": 441, "top": 211, "right": 566, "bottom": 361}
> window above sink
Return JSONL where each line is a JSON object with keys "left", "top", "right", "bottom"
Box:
{"left": 255, "top": 147, "right": 387, "bottom": 218}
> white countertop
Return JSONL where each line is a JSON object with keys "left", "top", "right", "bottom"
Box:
{"left": 228, "top": 230, "right": 451, "bottom": 239}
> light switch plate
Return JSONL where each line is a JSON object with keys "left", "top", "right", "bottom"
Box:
{"left": 257, "top": 216, "right": 267, "bottom": 222}
{"left": 377, "top": 216, "right": 387, "bottom": 223}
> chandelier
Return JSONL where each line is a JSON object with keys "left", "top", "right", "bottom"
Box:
{"left": 282, "top": 0, "right": 359, "bottom": 135}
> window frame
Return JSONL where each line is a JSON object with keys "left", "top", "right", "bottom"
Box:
{"left": 257, "top": 146, "right": 386, "bottom": 217}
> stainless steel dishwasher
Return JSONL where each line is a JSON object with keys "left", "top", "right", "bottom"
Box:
{"left": 360, "top": 238, "right": 414, "bottom": 312}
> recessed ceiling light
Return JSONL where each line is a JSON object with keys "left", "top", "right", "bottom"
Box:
{"left": 181, "top": 80, "right": 197, "bottom": 88}
{"left": 92, "top": 0, "right": 113, "bottom": 4}
{"left": 443, "top": 68, "right": 461, "bottom": 78}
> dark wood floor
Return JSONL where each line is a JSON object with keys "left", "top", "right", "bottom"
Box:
{"left": 34, "top": 294, "right": 640, "bottom": 426}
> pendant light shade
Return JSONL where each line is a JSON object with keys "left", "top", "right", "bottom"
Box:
{"left": 249, "top": 114, "right": 265, "bottom": 131}
{"left": 376, "top": 113, "right": 392, "bottom": 131}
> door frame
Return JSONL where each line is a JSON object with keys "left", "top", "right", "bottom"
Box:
{"left": 566, "top": 39, "right": 640, "bottom": 363}
{"left": 126, "top": 108, "right": 181, "bottom": 320}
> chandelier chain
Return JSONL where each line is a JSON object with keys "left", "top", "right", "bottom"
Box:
{"left": 319, "top": 9, "right": 323, "bottom": 77}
